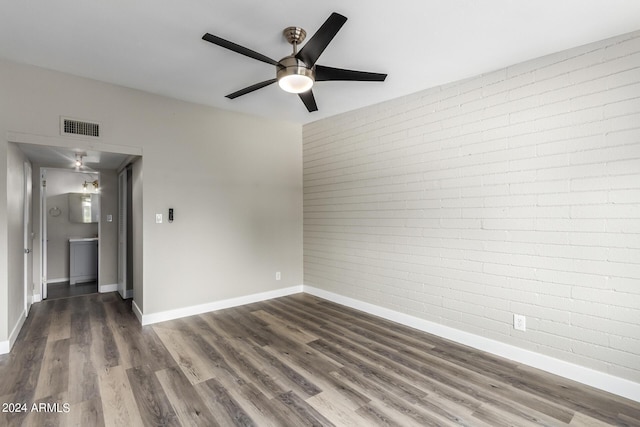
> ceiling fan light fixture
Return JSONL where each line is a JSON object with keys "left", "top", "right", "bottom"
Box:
{"left": 278, "top": 74, "right": 313, "bottom": 93}
{"left": 203, "top": 12, "right": 387, "bottom": 112}
{"left": 277, "top": 56, "right": 314, "bottom": 94}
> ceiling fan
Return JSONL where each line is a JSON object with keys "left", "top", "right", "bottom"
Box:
{"left": 202, "top": 12, "right": 387, "bottom": 112}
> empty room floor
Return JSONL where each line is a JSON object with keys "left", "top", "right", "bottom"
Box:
{"left": 0, "top": 292, "right": 638, "bottom": 426}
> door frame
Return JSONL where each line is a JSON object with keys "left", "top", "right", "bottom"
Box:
{"left": 117, "top": 167, "right": 128, "bottom": 298}
{"left": 23, "top": 161, "right": 33, "bottom": 315}
{"left": 7, "top": 131, "right": 142, "bottom": 303}
{"left": 40, "top": 168, "right": 48, "bottom": 300}
{"left": 40, "top": 167, "right": 104, "bottom": 299}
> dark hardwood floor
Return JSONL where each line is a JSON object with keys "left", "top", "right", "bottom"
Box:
{"left": 45, "top": 281, "right": 98, "bottom": 300}
{"left": 0, "top": 292, "right": 638, "bottom": 426}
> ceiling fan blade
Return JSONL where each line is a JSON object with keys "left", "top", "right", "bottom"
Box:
{"left": 296, "top": 12, "right": 347, "bottom": 67}
{"left": 202, "top": 33, "right": 279, "bottom": 66}
{"left": 315, "top": 65, "right": 387, "bottom": 82}
{"left": 298, "top": 90, "right": 318, "bottom": 112}
{"left": 226, "top": 79, "right": 277, "bottom": 99}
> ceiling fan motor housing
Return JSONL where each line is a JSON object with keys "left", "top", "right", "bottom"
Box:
{"left": 277, "top": 56, "right": 315, "bottom": 93}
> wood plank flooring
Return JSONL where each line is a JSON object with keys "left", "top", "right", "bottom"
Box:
{"left": 46, "top": 281, "right": 97, "bottom": 300}
{"left": 0, "top": 292, "right": 638, "bottom": 426}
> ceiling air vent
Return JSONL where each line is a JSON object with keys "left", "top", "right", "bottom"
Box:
{"left": 60, "top": 117, "right": 101, "bottom": 138}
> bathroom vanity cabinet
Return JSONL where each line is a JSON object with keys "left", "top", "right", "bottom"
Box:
{"left": 69, "top": 238, "right": 98, "bottom": 284}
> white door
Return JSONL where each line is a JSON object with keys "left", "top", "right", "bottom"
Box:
{"left": 23, "top": 162, "right": 33, "bottom": 315}
{"left": 117, "top": 168, "right": 127, "bottom": 298}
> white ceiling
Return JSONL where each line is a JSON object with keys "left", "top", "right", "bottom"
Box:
{"left": 1, "top": 1, "right": 640, "bottom": 125}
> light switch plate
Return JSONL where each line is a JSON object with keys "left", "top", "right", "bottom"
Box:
{"left": 107, "top": 214, "right": 113, "bottom": 222}
{"left": 155, "top": 213, "right": 162, "bottom": 223}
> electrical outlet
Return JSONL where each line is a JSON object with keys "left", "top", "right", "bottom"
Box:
{"left": 275, "top": 271, "right": 281, "bottom": 281}
{"left": 513, "top": 314, "right": 526, "bottom": 331}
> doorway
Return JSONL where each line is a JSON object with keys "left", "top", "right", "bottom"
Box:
{"left": 41, "top": 167, "right": 101, "bottom": 299}
{"left": 10, "top": 136, "right": 141, "bottom": 305}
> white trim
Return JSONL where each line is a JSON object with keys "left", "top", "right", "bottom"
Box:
{"left": 47, "top": 277, "right": 70, "bottom": 284}
{"left": 138, "top": 286, "right": 303, "bottom": 326}
{"left": 33, "top": 293, "right": 42, "bottom": 303}
{"left": 40, "top": 168, "right": 47, "bottom": 300}
{"left": 24, "top": 161, "right": 33, "bottom": 321}
{"left": 1, "top": 310, "right": 28, "bottom": 354}
{"left": 302, "top": 285, "right": 640, "bottom": 403}
{"left": 99, "top": 283, "right": 118, "bottom": 293}
{"left": 6, "top": 131, "right": 142, "bottom": 156}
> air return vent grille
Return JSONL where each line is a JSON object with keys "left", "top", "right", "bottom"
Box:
{"left": 60, "top": 117, "right": 101, "bottom": 138}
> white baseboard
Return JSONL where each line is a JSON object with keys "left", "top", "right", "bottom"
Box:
{"left": 47, "top": 277, "right": 69, "bottom": 284}
{"left": 138, "top": 285, "right": 303, "bottom": 326}
{"left": 27, "top": 294, "right": 42, "bottom": 305}
{"left": 302, "top": 285, "right": 640, "bottom": 403}
{"left": 0, "top": 309, "right": 27, "bottom": 355}
{"left": 99, "top": 283, "right": 118, "bottom": 293}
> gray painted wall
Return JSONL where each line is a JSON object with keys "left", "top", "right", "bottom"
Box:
{"left": 0, "top": 58, "right": 303, "bottom": 344}
{"left": 5, "top": 144, "right": 29, "bottom": 342}
{"left": 98, "top": 169, "right": 118, "bottom": 287}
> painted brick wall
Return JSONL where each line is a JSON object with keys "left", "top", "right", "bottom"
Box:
{"left": 303, "top": 30, "right": 640, "bottom": 382}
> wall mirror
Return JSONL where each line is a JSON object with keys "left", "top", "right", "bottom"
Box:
{"left": 68, "top": 193, "right": 100, "bottom": 223}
